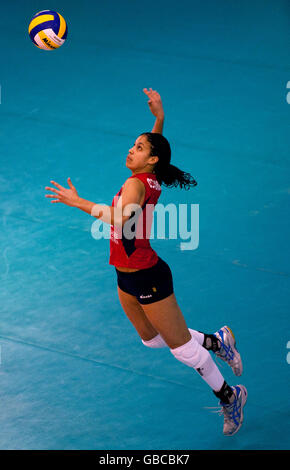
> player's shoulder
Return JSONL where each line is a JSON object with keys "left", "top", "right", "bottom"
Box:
{"left": 123, "top": 176, "right": 145, "bottom": 192}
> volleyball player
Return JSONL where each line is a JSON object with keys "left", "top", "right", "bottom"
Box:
{"left": 45, "top": 88, "right": 247, "bottom": 436}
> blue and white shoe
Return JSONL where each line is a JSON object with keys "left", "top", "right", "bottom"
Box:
{"left": 219, "top": 385, "right": 248, "bottom": 436}
{"left": 214, "top": 325, "right": 243, "bottom": 376}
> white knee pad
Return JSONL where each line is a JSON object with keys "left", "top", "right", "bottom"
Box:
{"left": 143, "top": 329, "right": 203, "bottom": 349}
{"left": 142, "top": 333, "right": 167, "bottom": 348}
{"left": 188, "top": 328, "right": 204, "bottom": 345}
{"left": 170, "top": 336, "right": 224, "bottom": 391}
{"left": 170, "top": 336, "right": 211, "bottom": 370}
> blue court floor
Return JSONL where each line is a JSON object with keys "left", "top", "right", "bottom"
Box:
{"left": 0, "top": 0, "right": 289, "bottom": 450}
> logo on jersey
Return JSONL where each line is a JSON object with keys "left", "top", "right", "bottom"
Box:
{"left": 147, "top": 178, "right": 161, "bottom": 191}
{"left": 110, "top": 228, "right": 120, "bottom": 244}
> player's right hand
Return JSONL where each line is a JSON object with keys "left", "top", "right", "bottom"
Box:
{"left": 143, "top": 88, "right": 165, "bottom": 120}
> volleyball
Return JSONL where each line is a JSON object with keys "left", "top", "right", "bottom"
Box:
{"left": 28, "top": 10, "right": 68, "bottom": 50}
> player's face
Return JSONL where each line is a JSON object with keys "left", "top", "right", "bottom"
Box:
{"left": 126, "top": 135, "right": 157, "bottom": 172}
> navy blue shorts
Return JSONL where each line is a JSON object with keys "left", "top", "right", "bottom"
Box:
{"left": 115, "top": 257, "right": 174, "bottom": 305}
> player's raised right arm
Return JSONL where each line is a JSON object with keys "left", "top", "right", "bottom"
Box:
{"left": 143, "top": 88, "right": 165, "bottom": 134}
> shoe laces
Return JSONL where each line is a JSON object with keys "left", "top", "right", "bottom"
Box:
{"left": 220, "top": 398, "right": 241, "bottom": 426}
{"left": 204, "top": 405, "right": 224, "bottom": 416}
{"left": 204, "top": 393, "right": 241, "bottom": 426}
{"left": 216, "top": 340, "right": 235, "bottom": 362}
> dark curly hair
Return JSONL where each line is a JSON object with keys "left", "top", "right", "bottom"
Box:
{"left": 141, "top": 132, "right": 197, "bottom": 190}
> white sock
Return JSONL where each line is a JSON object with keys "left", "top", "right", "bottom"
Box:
{"left": 142, "top": 328, "right": 204, "bottom": 349}
{"left": 170, "top": 336, "right": 224, "bottom": 392}
{"left": 188, "top": 328, "right": 204, "bottom": 345}
{"left": 142, "top": 333, "right": 167, "bottom": 348}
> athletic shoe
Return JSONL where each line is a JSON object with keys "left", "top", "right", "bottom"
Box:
{"left": 219, "top": 385, "right": 248, "bottom": 436}
{"left": 214, "top": 325, "right": 243, "bottom": 376}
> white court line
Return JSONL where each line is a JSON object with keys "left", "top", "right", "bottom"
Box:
{"left": 0, "top": 333, "right": 198, "bottom": 391}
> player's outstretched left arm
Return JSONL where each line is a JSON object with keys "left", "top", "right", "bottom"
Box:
{"left": 143, "top": 88, "right": 164, "bottom": 134}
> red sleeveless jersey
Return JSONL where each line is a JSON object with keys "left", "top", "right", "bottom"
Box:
{"left": 109, "top": 172, "right": 162, "bottom": 269}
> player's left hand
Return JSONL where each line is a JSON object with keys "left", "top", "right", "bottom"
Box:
{"left": 45, "top": 178, "right": 80, "bottom": 207}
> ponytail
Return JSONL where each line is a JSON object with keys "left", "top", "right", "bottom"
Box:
{"left": 155, "top": 162, "right": 197, "bottom": 190}
{"left": 141, "top": 132, "right": 197, "bottom": 190}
